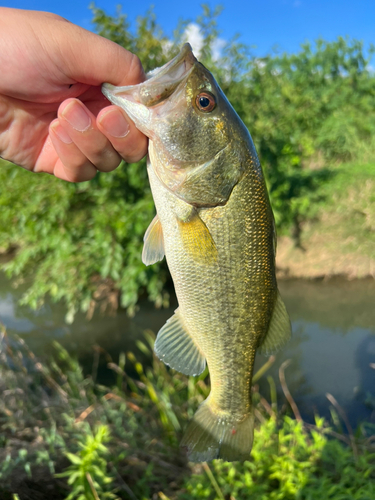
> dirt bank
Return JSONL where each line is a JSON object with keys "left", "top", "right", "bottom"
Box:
{"left": 276, "top": 235, "right": 375, "bottom": 280}
{"left": 276, "top": 161, "right": 375, "bottom": 281}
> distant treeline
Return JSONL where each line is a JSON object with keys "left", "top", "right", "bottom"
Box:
{"left": 1, "top": 5, "right": 375, "bottom": 318}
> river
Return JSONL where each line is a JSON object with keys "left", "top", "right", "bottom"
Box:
{"left": 0, "top": 273, "right": 374, "bottom": 428}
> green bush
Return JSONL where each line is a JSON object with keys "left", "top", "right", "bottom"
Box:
{"left": 0, "top": 159, "right": 169, "bottom": 319}
{"left": 184, "top": 417, "right": 375, "bottom": 499}
{"left": 55, "top": 425, "right": 118, "bottom": 500}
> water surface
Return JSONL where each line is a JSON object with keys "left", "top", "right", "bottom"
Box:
{"left": 1, "top": 273, "right": 374, "bottom": 427}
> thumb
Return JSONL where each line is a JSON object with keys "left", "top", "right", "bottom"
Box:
{"left": 58, "top": 22, "right": 146, "bottom": 87}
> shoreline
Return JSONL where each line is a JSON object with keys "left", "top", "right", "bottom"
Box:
{"left": 276, "top": 236, "right": 375, "bottom": 281}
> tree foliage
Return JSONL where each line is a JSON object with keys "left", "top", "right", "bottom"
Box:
{"left": 216, "top": 36, "right": 375, "bottom": 230}
{"left": 1, "top": 5, "right": 375, "bottom": 318}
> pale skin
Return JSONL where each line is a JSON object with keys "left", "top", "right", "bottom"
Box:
{"left": 0, "top": 8, "right": 148, "bottom": 182}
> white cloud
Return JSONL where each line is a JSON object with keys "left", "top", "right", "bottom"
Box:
{"left": 212, "top": 38, "right": 226, "bottom": 61}
{"left": 183, "top": 23, "right": 226, "bottom": 61}
{"left": 184, "top": 23, "right": 204, "bottom": 57}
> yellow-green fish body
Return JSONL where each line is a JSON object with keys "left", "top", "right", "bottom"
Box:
{"left": 102, "top": 44, "right": 291, "bottom": 462}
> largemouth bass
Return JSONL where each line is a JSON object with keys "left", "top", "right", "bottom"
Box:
{"left": 102, "top": 44, "right": 291, "bottom": 462}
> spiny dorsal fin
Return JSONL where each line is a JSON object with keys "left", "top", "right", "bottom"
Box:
{"left": 154, "top": 309, "right": 206, "bottom": 376}
{"left": 258, "top": 292, "right": 292, "bottom": 355}
{"left": 177, "top": 213, "right": 218, "bottom": 264}
{"left": 142, "top": 215, "right": 165, "bottom": 266}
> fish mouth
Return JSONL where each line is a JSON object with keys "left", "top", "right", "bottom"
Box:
{"left": 102, "top": 43, "right": 197, "bottom": 108}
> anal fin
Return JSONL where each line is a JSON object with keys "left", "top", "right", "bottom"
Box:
{"left": 258, "top": 291, "right": 292, "bottom": 355}
{"left": 142, "top": 215, "right": 165, "bottom": 266}
{"left": 154, "top": 309, "right": 206, "bottom": 376}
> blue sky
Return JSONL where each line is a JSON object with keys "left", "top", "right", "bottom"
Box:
{"left": 5, "top": 1, "right": 375, "bottom": 58}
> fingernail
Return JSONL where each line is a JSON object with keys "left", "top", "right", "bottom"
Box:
{"left": 51, "top": 123, "right": 72, "bottom": 144}
{"left": 99, "top": 109, "right": 130, "bottom": 138}
{"left": 62, "top": 101, "right": 91, "bottom": 132}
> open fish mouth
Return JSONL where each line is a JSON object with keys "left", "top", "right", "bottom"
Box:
{"left": 102, "top": 43, "right": 197, "bottom": 108}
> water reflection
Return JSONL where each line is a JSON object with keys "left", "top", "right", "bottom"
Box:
{"left": 279, "top": 278, "right": 375, "bottom": 331}
{"left": 0, "top": 273, "right": 374, "bottom": 427}
{"left": 0, "top": 272, "right": 177, "bottom": 368}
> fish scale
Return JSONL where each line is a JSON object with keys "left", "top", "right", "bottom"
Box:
{"left": 102, "top": 43, "right": 291, "bottom": 462}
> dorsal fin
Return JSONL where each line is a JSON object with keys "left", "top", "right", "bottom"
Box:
{"left": 154, "top": 309, "right": 206, "bottom": 376}
{"left": 142, "top": 215, "right": 165, "bottom": 266}
{"left": 258, "top": 292, "right": 292, "bottom": 355}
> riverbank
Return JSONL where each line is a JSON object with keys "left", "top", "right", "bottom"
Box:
{"left": 277, "top": 160, "right": 375, "bottom": 280}
{"left": 276, "top": 235, "right": 375, "bottom": 280}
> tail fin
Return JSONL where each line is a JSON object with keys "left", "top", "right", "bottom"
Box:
{"left": 180, "top": 400, "right": 254, "bottom": 462}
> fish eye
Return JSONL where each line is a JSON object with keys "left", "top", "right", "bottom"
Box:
{"left": 196, "top": 92, "right": 216, "bottom": 112}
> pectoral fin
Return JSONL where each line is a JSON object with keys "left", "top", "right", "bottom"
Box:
{"left": 154, "top": 309, "right": 206, "bottom": 376}
{"left": 258, "top": 292, "right": 292, "bottom": 355}
{"left": 142, "top": 215, "right": 165, "bottom": 266}
{"left": 177, "top": 212, "right": 218, "bottom": 264}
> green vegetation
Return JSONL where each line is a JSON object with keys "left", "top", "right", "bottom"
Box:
{"left": 0, "top": 332, "right": 374, "bottom": 499}
{"left": 0, "top": 157, "right": 168, "bottom": 321}
{"left": 0, "top": 6, "right": 374, "bottom": 318}
{"left": 309, "top": 161, "right": 375, "bottom": 260}
{"left": 276, "top": 160, "right": 375, "bottom": 278}
{"left": 55, "top": 425, "right": 118, "bottom": 500}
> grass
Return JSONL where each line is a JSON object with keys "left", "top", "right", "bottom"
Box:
{"left": 277, "top": 160, "right": 375, "bottom": 279}
{"left": 313, "top": 161, "right": 375, "bottom": 255}
{"left": 0, "top": 327, "right": 374, "bottom": 499}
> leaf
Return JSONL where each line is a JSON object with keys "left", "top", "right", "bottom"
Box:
{"left": 65, "top": 452, "right": 83, "bottom": 465}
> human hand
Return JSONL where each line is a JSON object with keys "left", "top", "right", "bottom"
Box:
{"left": 0, "top": 8, "right": 148, "bottom": 181}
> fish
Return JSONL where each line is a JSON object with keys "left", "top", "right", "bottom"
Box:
{"left": 102, "top": 43, "right": 291, "bottom": 462}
